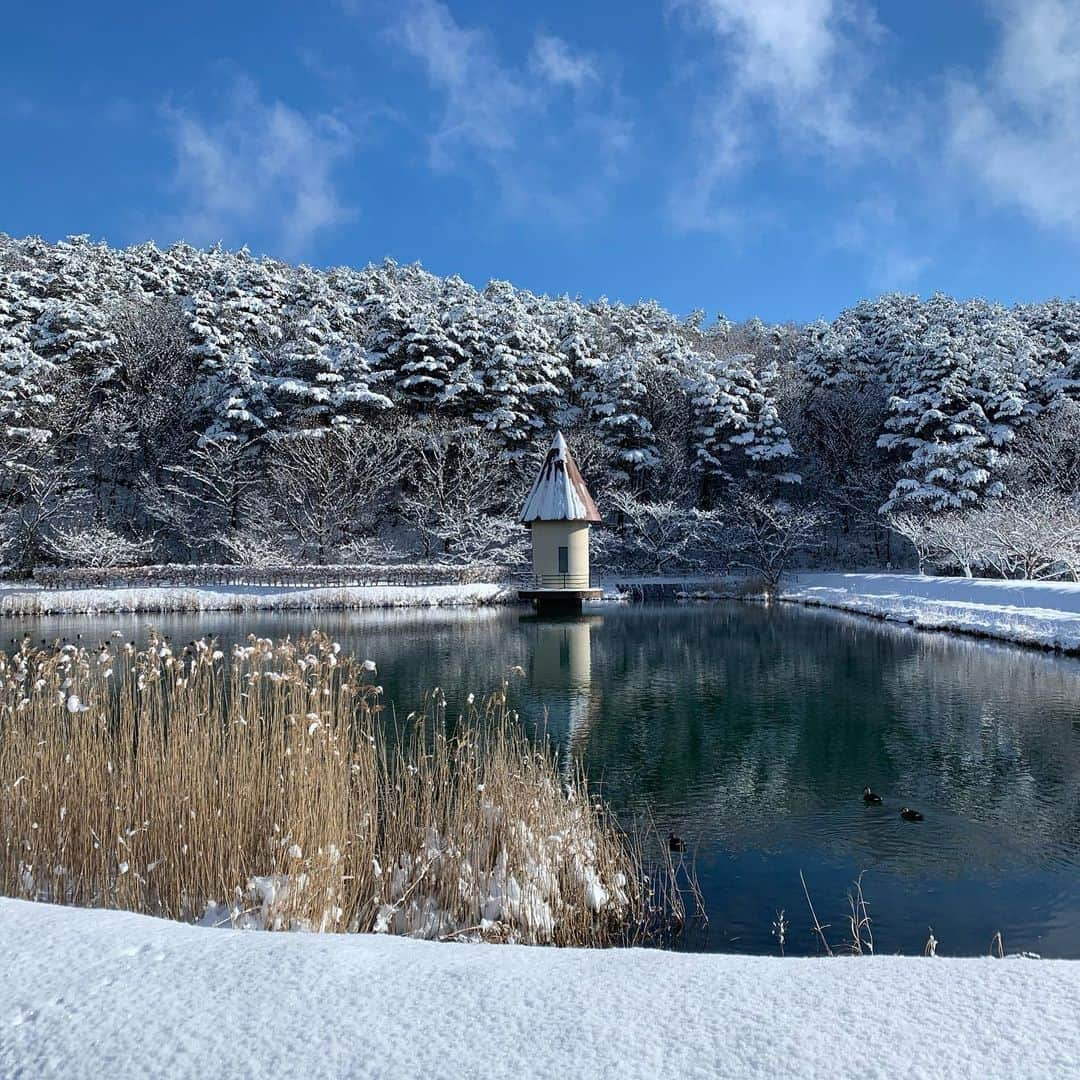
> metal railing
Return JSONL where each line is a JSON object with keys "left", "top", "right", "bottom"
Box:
{"left": 514, "top": 570, "right": 601, "bottom": 591}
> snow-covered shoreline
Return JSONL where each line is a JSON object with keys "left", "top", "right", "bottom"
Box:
{"left": 0, "top": 581, "right": 517, "bottom": 617}
{"left": 7, "top": 572, "right": 1080, "bottom": 659}
{"left": 2, "top": 899, "right": 1078, "bottom": 1080}
{"left": 781, "top": 573, "right": 1080, "bottom": 655}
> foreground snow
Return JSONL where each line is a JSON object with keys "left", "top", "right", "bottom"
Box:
{"left": 0, "top": 582, "right": 515, "bottom": 617}
{"left": 782, "top": 573, "right": 1080, "bottom": 654}
{"left": 2, "top": 900, "right": 1078, "bottom": 1079}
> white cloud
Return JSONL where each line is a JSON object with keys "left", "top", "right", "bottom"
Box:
{"left": 382, "top": 0, "right": 628, "bottom": 221}
{"left": 948, "top": 0, "right": 1080, "bottom": 231}
{"left": 666, "top": 115, "right": 754, "bottom": 233}
{"left": 693, "top": 0, "right": 878, "bottom": 150}
{"left": 832, "top": 194, "right": 931, "bottom": 292}
{"left": 389, "top": 0, "right": 531, "bottom": 166}
{"left": 530, "top": 33, "right": 599, "bottom": 91}
{"left": 161, "top": 78, "right": 354, "bottom": 255}
{"left": 669, "top": 0, "right": 887, "bottom": 231}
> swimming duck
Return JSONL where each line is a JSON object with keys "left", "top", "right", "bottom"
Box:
{"left": 668, "top": 832, "right": 687, "bottom": 854}
{"left": 863, "top": 786, "right": 883, "bottom": 805}
{"left": 900, "top": 807, "right": 924, "bottom": 822}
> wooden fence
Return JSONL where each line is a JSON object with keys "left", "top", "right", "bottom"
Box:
{"left": 22, "top": 563, "right": 757, "bottom": 592}
{"left": 30, "top": 563, "right": 511, "bottom": 590}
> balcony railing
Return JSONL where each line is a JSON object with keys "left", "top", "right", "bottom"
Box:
{"left": 516, "top": 570, "right": 601, "bottom": 591}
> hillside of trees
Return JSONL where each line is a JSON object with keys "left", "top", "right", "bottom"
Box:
{"left": 2, "top": 234, "right": 1079, "bottom": 579}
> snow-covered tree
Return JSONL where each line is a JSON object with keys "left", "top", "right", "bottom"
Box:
{"left": 606, "top": 489, "right": 720, "bottom": 572}
{"left": 878, "top": 305, "right": 1007, "bottom": 512}
{"left": 269, "top": 427, "right": 409, "bottom": 563}
{"left": 472, "top": 280, "right": 569, "bottom": 455}
{"left": 149, "top": 441, "right": 267, "bottom": 559}
{"left": 273, "top": 270, "right": 391, "bottom": 428}
{"left": 889, "top": 493, "right": 1080, "bottom": 580}
{"left": 1009, "top": 398, "right": 1080, "bottom": 496}
{"left": 723, "top": 490, "right": 829, "bottom": 589}
{"left": 684, "top": 352, "right": 795, "bottom": 497}
{"left": 580, "top": 344, "right": 659, "bottom": 484}
{"left": 400, "top": 422, "right": 513, "bottom": 561}
{"left": 3, "top": 231, "right": 1079, "bottom": 576}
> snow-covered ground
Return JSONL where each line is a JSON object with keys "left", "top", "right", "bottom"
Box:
{"left": 2, "top": 900, "right": 1077, "bottom": 1079}
{"left": 782, "top": 573, "right": 1080, "bottom": 653}
{"left": 0, "top": 582, "right": 516, "bottom": 617}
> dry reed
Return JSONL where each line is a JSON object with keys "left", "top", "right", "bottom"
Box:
{"left": 1, "top": 631, "right": 671, "bottom": 945}
{"left": 844, "top": 872, "right": 874, "bottom": 956}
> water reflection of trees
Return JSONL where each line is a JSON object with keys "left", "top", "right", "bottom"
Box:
{"left": 879, "top": 633, "right": 1080, "bottom": 861}
{"left": 26, "top": 602, "right": 1080, "bottom": 877}
{"left": 574, "top": 604, "right": 1080, "bottom": 871}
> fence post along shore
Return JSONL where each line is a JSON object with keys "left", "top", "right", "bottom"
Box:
{"left": 28, "top": 563, "right": 512, "bottom": 590}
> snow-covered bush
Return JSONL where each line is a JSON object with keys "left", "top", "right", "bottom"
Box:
{"left": 42, "top": 523, "right": 155, "bottom": 568}
{"left": 216, "top": 528, "right": 293, "bottom": 568}
{"left": 889, "top": 491, "right": 1080, "bottom": 580}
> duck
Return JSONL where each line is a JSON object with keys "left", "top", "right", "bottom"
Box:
{"left": 862, "top": 786, "right": 884, "bottom": 805}
{"left": 668, "top": 832, "right": 687, "bottom": 854}
{"left": 900, "top": 807, "right": 924, "bottom": 822}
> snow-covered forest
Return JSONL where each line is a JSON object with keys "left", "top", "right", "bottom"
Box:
{"left": 2, "top": 234, "right": 1079, "bottom": 577}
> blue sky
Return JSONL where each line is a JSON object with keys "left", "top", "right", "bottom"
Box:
{"left": 3, "top": 0, "right": 1078, "bottom": 322}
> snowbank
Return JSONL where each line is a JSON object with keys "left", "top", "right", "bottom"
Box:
{"left": 782, "top": 573, "right": 1080, "bottom": 653}
{"left": 0, "top": 581, "right": 516, "bottom": 617}
{"left": 2, "top": 900, "right": 1077, "bottom": 1079}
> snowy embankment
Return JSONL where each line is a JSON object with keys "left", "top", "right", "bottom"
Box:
{"left": 0, "top": 581, "right": 516, "bottom": 617}
{"left": 782, "top": 573, "right": 1080, "bottom": 654}
{"left": 2, "top": 901, "right": 1077, "bottom": 1080}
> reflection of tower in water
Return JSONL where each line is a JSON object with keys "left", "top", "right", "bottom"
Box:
{"left": 523, "top": 615, "right": 603, "bottom": 751}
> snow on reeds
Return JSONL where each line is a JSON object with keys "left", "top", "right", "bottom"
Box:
{"left": 0, "top": 632, "right": 672, "bottom": 945}
{"left": 0, "top": 583, "right": 516, "bottom": 617}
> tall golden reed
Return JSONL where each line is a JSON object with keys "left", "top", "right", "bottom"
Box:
{"left": 1, "top": 631, "right": 674, "bottom": 945}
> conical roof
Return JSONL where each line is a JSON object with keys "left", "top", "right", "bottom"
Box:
{"left": 519, "top": 431, "right": 602, "bottom": 524}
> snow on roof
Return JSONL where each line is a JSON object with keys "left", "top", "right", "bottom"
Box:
{"left": 519, "top": 431, "right": 602, "bottom": 524}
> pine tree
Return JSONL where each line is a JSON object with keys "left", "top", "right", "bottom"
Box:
{"left": 879, "top": 311, "right": 1002, "bottom": 511}
{"left": 200, "top": 345, "right": 278, "bottom": 446}
{"left": 798, "top": 315, "right": 877, "bottom": 388}
{"left": 273, "top": 269, "right": 391, "bottom": 430}
{"left": 1016, "top": 298, "right": 1080, "bottom": 405}
{"left": 3, "top": 230, "right": 1078, "bottom": 572}
{"left": 685, "top": 352, "right": 794, "bottom": 491}
{"left": 385, "top": 311, "right": 471, "bottom": 408}
{"left": 581, "top": 345, "right": 659, "bottom": 482}
{"left": 472, "top": 280, "right": 568, "bottom": 455}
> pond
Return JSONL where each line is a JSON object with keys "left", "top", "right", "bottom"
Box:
{"left": 9, "top": 601, "right": 1080, "bottom": 957}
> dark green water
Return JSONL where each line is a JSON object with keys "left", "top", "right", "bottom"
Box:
{"left": 12, "top": 602, "right": 1080, "bottom": 957}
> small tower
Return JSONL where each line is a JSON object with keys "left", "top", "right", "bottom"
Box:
{"left": 518, "top": 431, "right": 603, "bottom": 613}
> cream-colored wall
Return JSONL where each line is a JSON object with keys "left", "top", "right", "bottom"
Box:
{"left": 531, "top": 620, "right": 592, "bottom": 690}
{"left": 530, "top": 521, "right": 591, "bottom": 587}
